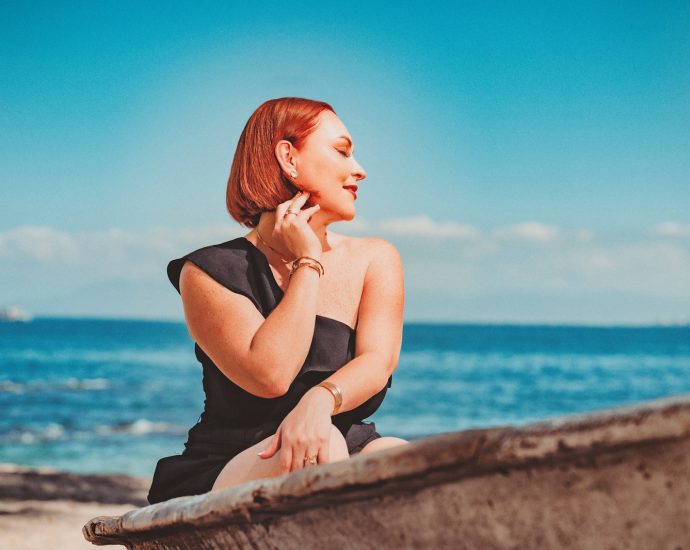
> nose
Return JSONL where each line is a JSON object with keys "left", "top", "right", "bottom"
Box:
{"left": 352, "top": 157, "right": 367, "bottom": 181}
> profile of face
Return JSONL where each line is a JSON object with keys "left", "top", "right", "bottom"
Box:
{"left": 275, "top": 110, "right": 367, "bottom": 223}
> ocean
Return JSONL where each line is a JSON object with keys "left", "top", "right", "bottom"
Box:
{"left": 1, "top": 318, "right": 689, "bottom": 478}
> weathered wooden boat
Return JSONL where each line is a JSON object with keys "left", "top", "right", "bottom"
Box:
{"left": 84, "top": 393, "right": 690, "bottom": 549}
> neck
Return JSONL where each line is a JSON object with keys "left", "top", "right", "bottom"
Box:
{"left": 255, "top": 211, "right": 331, "bottom": 258}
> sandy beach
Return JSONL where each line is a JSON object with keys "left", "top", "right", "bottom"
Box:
{"left": 0, "top": 463, "right": 149, "bottom": 550}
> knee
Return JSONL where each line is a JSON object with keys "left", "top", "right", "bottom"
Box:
{"left": 359, "top": 436, "right": 409, "bottom": 455}
{"left": 328, "top": 424, "right": 349, "bottom": 462}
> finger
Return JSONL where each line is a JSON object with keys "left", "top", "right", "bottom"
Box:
{"left": 294, "top": 203, "right": 320, "bottom": 223}
{"left": 305, "top": 446, "right": 320, "bottom": 467}
{"left": 286, "top": 192, "right": 310, "bottom": 213}
{"left": 256, "top": 436, "right": 274, "bottom": 459}
{"left": 257, "top": 429, "right": 281, "bottom": 459}
{"left": 275, "top": 191, "right": 303, "bottom": 216}
{"left": 274, "top": 200, "right": 293, "bottom": 230}
{"left": 279, "top": 445, "right": 292, "bottom": 475}
{"left": 290, "top": 190, "right": 310, "bottom": 205}
{"left": 299, "top": 203, "right": 321, "bottom": 217}
{"left": 275, "top": 192, "right": 308, "bottom": 230}
{"left": 318, "top": 439, "right": 329, "bottom": 465}
{"left": 290, "top": 443, "right": 307, "bottom": 472}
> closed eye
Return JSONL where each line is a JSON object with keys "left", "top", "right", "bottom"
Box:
{"left": 337, "top": 149, "right": 351, "bottom": 158}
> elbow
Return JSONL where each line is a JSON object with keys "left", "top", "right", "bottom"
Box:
{"left": 247, "top": 373, "right": 290, "bottom": 399}
{"left": 261, "top": 381, "right": 291, "bottom": 399}
{"left": 270, "top": 368, "right": 300, "bottom": 397}
{"left": 254, "top": 351, "right": 303, "bottom": 398}
{"left": 217, "top": 357, "right": 292, "bottom": 399}
{"left": 257, "top": 371, "right": 293, "bottom": 399}
{"left": 364, "top": 351, "right": 396, "bottom": 391}
{"left": 246, "top": 341, "right": 298, "bottom": 398}
{"left": 383, "top": 353, "right": 399, "bottom": 386}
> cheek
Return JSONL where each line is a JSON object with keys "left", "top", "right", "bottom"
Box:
{"left": 298, "top": 154, "right": 345, "bottom": 205}
{"left": 299, "top": 169, "right": 329, "bottom": 204}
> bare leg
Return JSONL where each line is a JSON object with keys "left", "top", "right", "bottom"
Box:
{"left": 211, "top": 424, "right": 349, "bottom": 492}
{"left": 358, "top": 436, "right": 409, "bottom": 455}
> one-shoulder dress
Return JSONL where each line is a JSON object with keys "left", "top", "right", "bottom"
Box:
{"left": 147, "top": 236, "right": 392, "bottom": 504}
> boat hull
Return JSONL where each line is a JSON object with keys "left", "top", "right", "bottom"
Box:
{"left": 84, "top": 394, "right": 690, "bottom": 549}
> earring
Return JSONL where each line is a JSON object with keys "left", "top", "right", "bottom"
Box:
{"left": 290, "top": 170, "right": 297, "bottom": 178}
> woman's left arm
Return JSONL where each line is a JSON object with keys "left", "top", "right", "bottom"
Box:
{"left": 257, "top": 238, "right": 404, "bottom": 470}
{"left": 305, "top": 238, "right": 405, "bottom": 412}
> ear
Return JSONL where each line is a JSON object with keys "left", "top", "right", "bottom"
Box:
{"left": 275, "top": 140, "right": 298, "bottom": 177}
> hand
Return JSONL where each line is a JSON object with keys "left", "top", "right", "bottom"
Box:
{"left": 256, "top": 386, "right": 335, "bottom": 472}
{"left": 274, "top": 192, "right": 322, "bottom": 260}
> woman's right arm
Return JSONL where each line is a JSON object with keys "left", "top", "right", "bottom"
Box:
{"left": 179, "top": 192, "right": 323, "bottom": 399}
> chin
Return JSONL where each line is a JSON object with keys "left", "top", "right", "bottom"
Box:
{"left": 339, "top": 206, "right": 356, "bottom": 222}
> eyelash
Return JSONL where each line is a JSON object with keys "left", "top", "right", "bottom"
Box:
{"left": 338, "top": 150, "right": 351, "bottom": 158}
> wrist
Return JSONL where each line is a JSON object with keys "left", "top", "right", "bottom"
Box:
{"left": 289, "top": 256, "right": 325, "bottom": 279}
{"left": 304, "top": 385, "right": 337, "bottom": 414}
{"left": 289, "top": 261, "right": 322, "bottom": 279}
{"left": 315, "top": 381, "right": 342, "bottom": 415}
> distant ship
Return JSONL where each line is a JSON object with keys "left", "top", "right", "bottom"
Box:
{"left": 0, "top": 306, "right": 33, "bottom": 322}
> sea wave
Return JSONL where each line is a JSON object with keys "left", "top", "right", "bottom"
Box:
{"left": 0, "top": 378, "right": 110, "bottom": 393}
{"left": 1, "top": 419, "right": 188, "bottom": 444}
{"left": 2, "top": 348, "right": 194, "bottom": 369}
{"left": 94, "top": 419, "right": 185, "bottom": 436}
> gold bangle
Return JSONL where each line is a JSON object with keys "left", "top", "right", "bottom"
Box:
{"left": 300, "top": 256, "right": 325, "bottom": 275}
{"left": 291, "top": 256, "right": 324, "bottom": 276}
{"left": 289, "top": 257, "right": 323, "bottom": 277}
{"left": 316, "top": 381, "right": 343, "bottom": 415}
{"left": 289, "top": 261, "right": 321, "bottom": 278}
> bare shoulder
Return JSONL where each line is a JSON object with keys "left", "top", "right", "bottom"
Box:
{"left": 337, "top": 236, "right": 403, "bottom": 292}
{"left": 331, "top": 232, "right": 401, "bottom": 266}
{"left": 362, "top": 236, "right": 400, "bottom": 256}
{"left": 361, "top": 237, "right": 403, "bottom": 273}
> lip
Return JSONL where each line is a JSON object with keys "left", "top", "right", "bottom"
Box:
{"left": 343, "top": 185, "right": 358, "bottom": 200}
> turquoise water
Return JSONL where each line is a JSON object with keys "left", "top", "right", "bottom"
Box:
{"left": 1, "top": 318, "right": 689, "bottom": 477}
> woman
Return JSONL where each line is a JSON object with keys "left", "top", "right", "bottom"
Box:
{"left": 147, "top": 97, "right": 408, "bottom": 504}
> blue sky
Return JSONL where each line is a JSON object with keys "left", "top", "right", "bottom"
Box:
{"left": 2, "top": 1, "right": 689, "bottom": 324}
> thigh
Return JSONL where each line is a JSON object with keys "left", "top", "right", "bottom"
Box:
{"left": 211, "top": 434, "right": 277, "bottom": 492}
{"left": 358, "top": 436, "right": 409, "bottom": 455}
{"left": 211, "top": 424, "right": 349, "bottom": 492}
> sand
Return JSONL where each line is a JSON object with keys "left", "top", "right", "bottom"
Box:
{"left": 0, "top": 463, "right": 150, "bottom": 550}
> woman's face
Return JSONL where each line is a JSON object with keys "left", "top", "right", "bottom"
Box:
{"left": 283, "top": 110, "right": 367, "bottom": 222}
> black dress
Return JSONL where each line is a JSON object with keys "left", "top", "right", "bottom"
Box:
{"left": 147, "top": 237, "right": 392, "bottom": 504}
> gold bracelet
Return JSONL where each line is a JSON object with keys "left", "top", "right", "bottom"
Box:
{"left": 290, "top": 256, "right": 324, "bottom": 276}
{"left": 289, "top": 262, "right": 322, "bottom": 278}
{"left": 301, "top": 256, "right": 325, "bottom": 275}
{"left": 316, "top": 381, "right": 343, "bottom": 415}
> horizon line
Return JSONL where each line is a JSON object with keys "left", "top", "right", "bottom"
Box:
{"left": 12, "top": 315, "right": 690, "bottom": 329}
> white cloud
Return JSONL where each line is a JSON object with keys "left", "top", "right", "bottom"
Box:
{"left": 0, "top": 223, "right": 243, "bottom": 278}
{"left": 493, "top": 221, "right": 560, "bottom": 242}
{"left": 343, "top": 214, "right": 480, "bottom": 239}
{"left": 652, "top": 221, "right": 690, "bottom": 238}
{"left": 378, "top": 215, "right": 481, "bottom": 239}
{"left": 3, "top": 218, "right": 690, "bottom": 323}
{"left": 0, "top": 226, "right": 78, "bottom": 262}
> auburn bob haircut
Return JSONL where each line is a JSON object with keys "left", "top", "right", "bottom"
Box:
{"left": 227, "top": 97, "right": 335, "bottom": 228}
